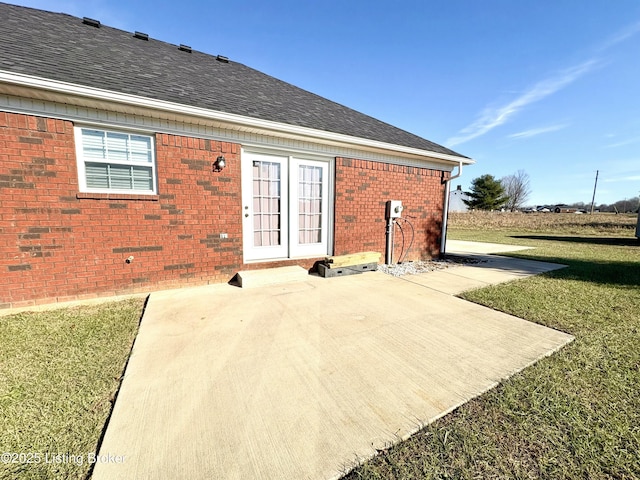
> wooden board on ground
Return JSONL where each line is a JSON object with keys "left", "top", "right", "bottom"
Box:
{"left": 324, "top": 251, "right": 381, "bottom": 268}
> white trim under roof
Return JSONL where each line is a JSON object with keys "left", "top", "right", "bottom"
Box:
{"left": 0, "top": 91, "right": 451, "bottom": 171}
{"left": 0, "top": 70, "right": 474, "bottom": 166}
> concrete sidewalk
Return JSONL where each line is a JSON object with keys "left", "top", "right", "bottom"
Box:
{"left": 411, "top": 239, "right": 567, "bottom": 295}
{"left": 446, "top": 239, "right": 534, "bottom": 255}
{"left": 93, "top": 243, "right": 572, "bottom": 480}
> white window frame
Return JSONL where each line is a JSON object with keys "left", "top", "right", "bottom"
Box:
{"left": 74, "top": 125, "right": 157, "bottom": 194}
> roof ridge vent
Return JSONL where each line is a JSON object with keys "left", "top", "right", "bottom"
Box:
{"left": 134, "top": 31, "right": 149, "bottom": 40}
{"left": 178, "top": 44, "right": 192, "bottom": 53}
{"left": 216, "top": 55, "right": 229, "bottom": 63}
{"left": 82, "top": 17, "right": 101, "bottom": 28}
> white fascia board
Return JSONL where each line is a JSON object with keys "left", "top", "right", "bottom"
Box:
{"left": 0, "top": 70, "right": 474, "bottom": 165}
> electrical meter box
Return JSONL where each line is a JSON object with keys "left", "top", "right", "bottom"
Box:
{"left": 386, "top": 200, "right": 404, "bottom": 219}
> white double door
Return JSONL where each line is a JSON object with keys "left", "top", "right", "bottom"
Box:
{"left": 242, "top": 151, "right": 330, "bottom": 261}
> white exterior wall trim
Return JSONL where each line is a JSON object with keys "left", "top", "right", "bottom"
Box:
{"left": 0, "top": 70, "right": 474, "bottom": 168}
{"left": 0, "top": 91, "right": 452, "bottom": 172}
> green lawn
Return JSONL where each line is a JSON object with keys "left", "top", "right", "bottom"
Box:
{"left": 0, "top": 298, "right": 144, "bottom": 480}
{"left": 345, "top": 222, "right": 639, "bottom": 479}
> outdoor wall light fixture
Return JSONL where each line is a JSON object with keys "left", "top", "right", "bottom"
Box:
{"left": 213, "top": 155, "right": 226, "bottom": 172}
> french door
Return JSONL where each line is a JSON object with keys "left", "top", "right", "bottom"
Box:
{"left": 242, "top": 151, "right": 330, "bottom": 262}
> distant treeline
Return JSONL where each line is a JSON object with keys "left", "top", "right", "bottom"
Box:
{"left": 568, "top": 197, "right": 640, "bottom": 213}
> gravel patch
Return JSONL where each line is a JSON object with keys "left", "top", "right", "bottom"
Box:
{"left": 377, "top": 256, "right": 484, "bottom": 277}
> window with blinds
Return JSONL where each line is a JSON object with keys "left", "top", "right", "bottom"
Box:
{"left": 75, "top": 127, "right": 156, "bottom": 194}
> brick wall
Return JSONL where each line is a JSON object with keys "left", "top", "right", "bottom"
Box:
{"left": 334, "top": 157, "right": 448, "bottom": 262}
{"left": 1, "top": 113, "right": 451, "bottom": 308}
{"left": 1, "top": 112, "right": 243, "bottom": 308}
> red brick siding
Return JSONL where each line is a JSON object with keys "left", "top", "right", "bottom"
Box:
{"left": 334, "top": 157, "right": 448, "bottom": 261}
{"left": 0, "top": 112, "right": 243, "bottom": 308}
{"left": 0, "top": 113, "right": 451, "bottom": 308}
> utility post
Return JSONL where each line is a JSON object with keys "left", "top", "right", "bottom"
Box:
{"left": 590, "top": 170, "right": 599, "bottom": 214}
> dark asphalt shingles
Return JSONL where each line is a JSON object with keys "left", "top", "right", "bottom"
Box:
{"left": 0, "top": 2, "right": 467, "bottom": 158}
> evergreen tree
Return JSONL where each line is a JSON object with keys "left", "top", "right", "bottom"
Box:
{"left": 463, "top": 174, "right": 509, "bottom": 210}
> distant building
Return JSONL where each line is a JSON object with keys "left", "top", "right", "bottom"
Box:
{"left": 449, "top": 185, "right": 470, "bottom": 212}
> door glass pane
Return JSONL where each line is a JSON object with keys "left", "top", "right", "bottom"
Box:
{"left": 252, "top": 161, "right": 281, "bottom": 247}
{"left": 297, "top": 165, "right": 322, "bottom": 244}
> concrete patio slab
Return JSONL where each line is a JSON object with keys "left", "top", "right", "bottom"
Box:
{"left": 93, "top": 255, "right": 573, "bottom": 480}
{"left": 446, "top": 239, "right": 533, "bottom": 254}
{"left": 236, "top": 265, "right": 309, "bottom": 288}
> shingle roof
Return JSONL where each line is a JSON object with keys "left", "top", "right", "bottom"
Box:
{"left": 0, "top": 2, "right": 466, "bottom": 159}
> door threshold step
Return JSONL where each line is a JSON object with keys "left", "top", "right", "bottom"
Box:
{"left": 236, "top": 266, "right": 309, "bottom": 288}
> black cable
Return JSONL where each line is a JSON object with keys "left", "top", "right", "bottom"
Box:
{"left": 394, "top": 219, "right": 405, "bottom": 265}
{"left": 402, "top": 217, "right": 415, "bottom": 263}
{"left": 398, "top": 217, "right": 415, "bottom": 263}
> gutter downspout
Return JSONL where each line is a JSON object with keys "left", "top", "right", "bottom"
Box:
{"left": 440, "top": 161, "right": 463, "bottom": 257}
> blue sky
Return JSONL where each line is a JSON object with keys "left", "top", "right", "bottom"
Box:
{"left": 8, "top": 0, "right": 640, "bottom": 206}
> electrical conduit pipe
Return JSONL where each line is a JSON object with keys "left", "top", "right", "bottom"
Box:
{"left": 440, "top": 161, "right": 463, "bottom": 256}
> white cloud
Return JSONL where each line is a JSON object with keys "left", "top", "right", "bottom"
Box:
{"left": 508, "top": 123, "right": 569, "bottom": 139}
{"left": 602, "top": 174, "right": 640, "bottom": 183}
{"left": 446, "top": 60, "right": 599, "bottom": 147}
{"left": 605, "top": 137, "right": 640, "bottom": 148}
{"left": 595, "top": 20, "right": 640, "bottom": 52}
{"left": 446, "top": 18, "right": 640, "bottom": 148}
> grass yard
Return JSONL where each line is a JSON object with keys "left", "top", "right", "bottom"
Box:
{"left": 345, "top": 212, "right": 639, "bottom": 479}
{"left": 0, "top": 298, "right": 145, "bottom": 480}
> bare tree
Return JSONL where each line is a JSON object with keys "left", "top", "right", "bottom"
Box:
{"left": 501, "top": 170, "right": 531, "bottom": 212}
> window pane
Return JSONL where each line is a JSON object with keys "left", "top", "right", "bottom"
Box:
{"left": 132, "top": 166, "right": 153, "bottom": 190}
{"left": 130, "top": 135, "right": 152, "bottom": 163}
{"left": 109, "top": 164, "right": 133, "bottom": 189}
{"left": 106, "top": 132, "right": 129, "bottom": 161}
{"left": 260, "top": 180, "right": 269, "bottom": 196}
{"left": 270, "top": 180, "right": 280, "bottom": 196}
{"left": 81, "top": 129, "right": 107, "bottom": 159}
{"left": 85, "top": 162, "right": 109, "bottom": 188}
{"left": 85, "top": 162, "right": 152, "bottom": 191}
